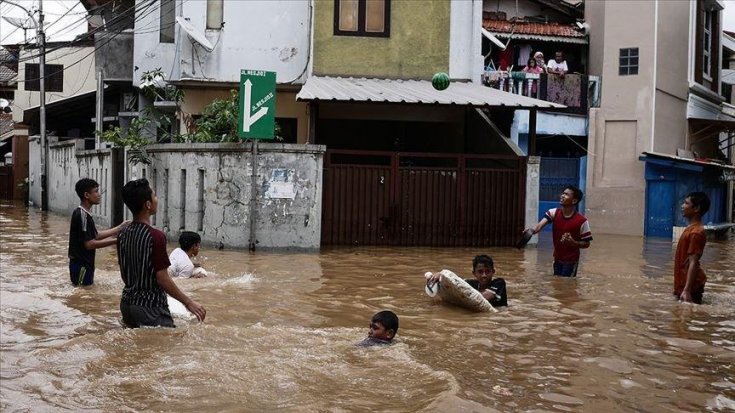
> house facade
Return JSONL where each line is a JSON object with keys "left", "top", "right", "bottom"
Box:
{"left": 132, "top": 0, "right": 311, "bottom": 143}
{"left": 586, "top": 0, "right": 734, "bottom": 237}
{"left": 299, "top": 0, "right": 562, "bottom": 247}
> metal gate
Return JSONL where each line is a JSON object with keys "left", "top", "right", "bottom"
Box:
{"left": 0, "top": 165, "right": 13, "bottom": 201}
{"left": 322, "top": 150, "right": 526, "bottom": 247}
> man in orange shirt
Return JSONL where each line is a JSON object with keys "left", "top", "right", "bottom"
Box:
{"left": 674, "top": 192, "right": 710, "bottom": 304}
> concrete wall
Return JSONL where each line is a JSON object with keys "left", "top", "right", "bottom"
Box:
{"left": 524, "top": 156, "right": 541, "bottom": 245}
{"left": 33, "top": 138, "right": 119, "bottom": 227}
{"left": 96, "top": 31, "right": 134, "bottom": 82}
{"left": 13, "top": 46, "right": 97, "bottom": 122}
{"left": 450, "top": 0, "right": 483, "bottom": 81}
{"left": 482, "top": 0, "right": 570, "bottom": 21}
{"left": 133, "top": 0, "right": 310, "bottom": 85}
{"left": 312, "top": 0, "right": 450, "bottom": 79}
{"left": 584, "top": 1, "right": 690, "bottom": 235}
{"left": 132, "top": 0, "right": 180, "bottom": 85}
{"left": 133, "top": 143, "right": 325, "bottom": 250}
{"left": 28, "top": 137, "right": 40, "bottom": 205}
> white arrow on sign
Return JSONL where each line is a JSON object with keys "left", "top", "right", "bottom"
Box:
{"left": 242, "top": 79, "right": 269, "bottom": 133}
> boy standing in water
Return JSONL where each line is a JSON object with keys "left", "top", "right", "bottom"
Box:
{"left": 527, "top": 185, "right": 592, "bottom": 277}
{"left": 427, "top": 254, "right": 508, "bottom": 307}
{"left": 68, "top": 178, "right": 129, "bottom": 286}
{"left": 118, "top": 179, "right": 206, "bottom": 327}
{"left": 359, "top": 310, "right": 399, "bottom": 347}
{"left": 674, "top": 192, "right": 710, "bottom": 304}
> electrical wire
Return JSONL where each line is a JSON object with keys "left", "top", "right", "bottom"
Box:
{"left": 16, "top": 0, "right": 153, "bottom": 62}
{"left": 15, "top": 0, "right": 157, "bottom": 66}
{"left": 15, "top": 0, "right": 161, "bottom": 84}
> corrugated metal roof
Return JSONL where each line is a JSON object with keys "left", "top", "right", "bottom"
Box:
{"left": 296, "top": 76, "right": 565, "bottom": 109}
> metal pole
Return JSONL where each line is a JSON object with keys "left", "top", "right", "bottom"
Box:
{"left": 95, "top": 69, "right": 103, "bottom": 148}
{"left": 39, "top": 0, "right": 48, "bottom": 211}
{"left": 248, "top": 140, "right": 258, "bottom": 251}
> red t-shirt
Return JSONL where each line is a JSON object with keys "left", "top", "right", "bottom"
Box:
{"left": 545, "top": 208, "right": 592, "bottom": 263}
{"left": 673, "top": 224, "right": 707, "bottom": 295}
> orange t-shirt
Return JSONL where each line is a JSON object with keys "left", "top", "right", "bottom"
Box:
{"left": 673, "top": 224, "right": 707, "bottom": 295}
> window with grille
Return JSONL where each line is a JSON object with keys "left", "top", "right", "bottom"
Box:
{"left": 619, "top": 48, "right": 639, "bottom": 76}
{"left": 24, "top": 63, "right": 64, "bottom": 92}
{"left": 334, "top": 0, "right": 390, "bottom": 37}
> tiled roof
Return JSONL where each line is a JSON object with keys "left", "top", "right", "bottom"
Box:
{"left": 483, "top": 20, "right": 586, "bottom": 39}
{"left": 0, "top": 65, "right": 17, "bottom": 83}
{"left": 0, "top": 113, "right": 13, "bottom": 136}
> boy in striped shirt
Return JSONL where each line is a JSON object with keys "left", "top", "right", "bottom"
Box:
{"left": 117, "top": 179, "right": 206, "bottom": 328}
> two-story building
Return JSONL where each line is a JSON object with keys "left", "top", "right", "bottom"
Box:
{"left": 586, "top": 0, "right": 734, "bottom": 238}
{"left": 480, "top": 0, "right": 595, "bottom": 225}
{"left": 132, "top": 0, "right": 311, "bottom": 143}
{"left": 297, "top": 0, "right": 562, "bottom": 247}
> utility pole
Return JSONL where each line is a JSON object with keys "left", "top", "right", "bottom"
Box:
{"left": 39, "top": 0, "right": 48, "bottom": 211}
{"left": 1, "top": 0, "right": 46, "bottom": 209}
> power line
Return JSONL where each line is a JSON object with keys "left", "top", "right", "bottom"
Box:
{"left": 16, "top": 0, "right": 156, "bottom": 64}
{"left": 16, "top": 0, "right": 166, "bottom": 84}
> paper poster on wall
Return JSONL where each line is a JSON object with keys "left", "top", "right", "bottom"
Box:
{"left": 265, "top": 168, "right": 296, "bottom": 199}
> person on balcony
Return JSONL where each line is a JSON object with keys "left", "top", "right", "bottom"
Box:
{"left": 522, "top": 58, "right": 543, "bottom": 95}
{"left": 547, "top": 51, "right": 569, "bottom": 76}
{"left": 522, "top": 58, "right": 544, "bottom": 74}
{"left": 533, "top": 51, "right": 547, "bottom": 73}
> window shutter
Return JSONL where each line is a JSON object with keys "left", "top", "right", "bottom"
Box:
{"left": 694, "top": 0, "right": 704, "bottom": 85}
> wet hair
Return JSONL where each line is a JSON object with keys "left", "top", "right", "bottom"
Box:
{"left": 75, "top": 178, "right": 99, "bottom": 201}
{"left": 179, "top": 231, "right": 201, "bottom": 251}
{"left": 472, "top": 254, "right": 495, "bottom": 270}
{"left": 122, "top": 178, "right": 153, "bottom": 215}
{"left": 687, "top": 192, "right": 710, "bottom": 216}
{"left": 564, "top": 185, "right": 584, "bottom": 202}
{"left": 372, "top": 310, "right": 399, "bottom": 335}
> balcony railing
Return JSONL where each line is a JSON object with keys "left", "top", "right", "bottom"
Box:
{"left": 482, "top": 71, "right": 601, "bottom": 113}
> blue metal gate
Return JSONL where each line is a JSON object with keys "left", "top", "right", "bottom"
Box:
{"left": 645, "top": 181, "right": 675, "bottom": 238}
{"left": 538, "top": 157, "right": 581, "bottom": 229}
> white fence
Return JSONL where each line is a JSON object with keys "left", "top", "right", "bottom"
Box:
{"left": 29, "top": 137, "right": 120, "bottom": 228}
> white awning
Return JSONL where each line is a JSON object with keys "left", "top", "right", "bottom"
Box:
{"left": 296, "top": 76, "right": 565, "bottom": 109}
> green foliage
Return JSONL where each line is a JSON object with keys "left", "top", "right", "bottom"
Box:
{"left": 187, "top": 89, "right": 240, "bottom": 143}
{"left": 180, "top": 89, "right": 284, "bottom": 143}
{"left": 97, "top": 118, "right": 152, "bottom": 165}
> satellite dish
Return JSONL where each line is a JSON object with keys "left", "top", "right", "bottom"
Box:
{"left": 176, "top": 17, "right": 214, "bottom": 53}
{"left": 2, "top": 16, "right": 36, "bottom": 29}
{"left": 0, "top": 98, "right": 9, "bottom": 108}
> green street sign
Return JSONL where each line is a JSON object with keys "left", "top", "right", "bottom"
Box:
{"left": 238, "top": 69, "right": 276, "bottom": 140}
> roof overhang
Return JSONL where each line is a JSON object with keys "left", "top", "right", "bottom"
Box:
{"left": 488, "top": 31, "right": 588, "bottom": 44}
{"left": 639, "top": 151, "right": 735, "bottom": 172}
{"left": 296, "top": 76, "right": 565, "bottom": 110}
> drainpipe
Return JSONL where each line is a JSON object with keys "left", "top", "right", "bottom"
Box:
{"left": 650, "top": 0, "right": 658, "bottom": 152}
{"left": 248, "top": 140, "right": 258, "bottom": 251}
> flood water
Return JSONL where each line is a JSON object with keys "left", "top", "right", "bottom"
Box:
{"left": 1, "top": 202, "right": 734, "bottom": 412}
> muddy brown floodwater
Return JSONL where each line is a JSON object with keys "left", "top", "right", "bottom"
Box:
{"left": 1, "top": 202, "right": 734, "bottom": 412}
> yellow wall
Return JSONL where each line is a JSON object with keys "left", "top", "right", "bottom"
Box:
{"left": 313, "top": 0, "right": 450, "bottom": 79}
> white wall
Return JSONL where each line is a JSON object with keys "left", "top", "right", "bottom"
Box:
{"left": 450, "top": 0, "right": 483, "bottom": 82}
{"left": 133, "top": 0, "right": 311, "bottom": 86}
{"left": 13, "top": 46, "right": 96, "bottom": 122}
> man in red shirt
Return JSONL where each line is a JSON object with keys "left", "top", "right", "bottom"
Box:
{"left": 527, "top": 185, "right": 592, "bottom": 277}
{"left": 674, "top": 192, "right": 710, "bottom": 304}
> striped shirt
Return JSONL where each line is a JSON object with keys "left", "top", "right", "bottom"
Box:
{"left": 117, "top": 222, "right": 170, "bottom": 308}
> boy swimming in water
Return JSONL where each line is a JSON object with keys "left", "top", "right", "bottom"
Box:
{"left": 358, "top": 310, "right": 399, "bottom": 347}
{"left": 427, "top": 254, "right": 507, "bottom": 307}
